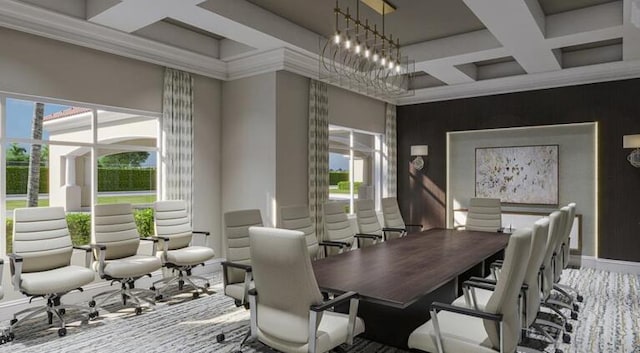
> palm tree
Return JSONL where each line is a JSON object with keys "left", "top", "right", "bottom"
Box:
{"left": 26, "top": 102, "right": 44, "bottom": 207}
{"left": 7, "top": 142, "right": 28, "bottom": 165}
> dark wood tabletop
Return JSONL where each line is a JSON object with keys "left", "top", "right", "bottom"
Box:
{"left": 312, "top": 228, "right": 510, "bottom": 308}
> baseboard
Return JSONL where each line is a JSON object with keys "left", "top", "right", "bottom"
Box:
{"left": 577, "top": 256, "right": 640, "bottom": 275}
{"left": 0, "top": 258, "right": 223, "bottom": 321}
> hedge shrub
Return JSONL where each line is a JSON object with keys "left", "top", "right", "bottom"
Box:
{"left": 98, "top": 168, "right": 156, "bottom": 192}
{"left": 329, "top": 172, "right": 349, "bottom": 186}
{"left": 5, "top": 208, "right": 156, "bottom": 253}
{"left": 5, "top": 166, "right": 49, "bottom": 194}
{"left": 337, "top": 181, "right": 363, "bottom": 191}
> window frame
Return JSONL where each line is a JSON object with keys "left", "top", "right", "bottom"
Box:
{"left": 0, "top": 92, "right": 162, "bottom": 254}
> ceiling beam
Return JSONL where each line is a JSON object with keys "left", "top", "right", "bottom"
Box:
{"left": 463, "top": 0, "right": 562, "bottom": 73}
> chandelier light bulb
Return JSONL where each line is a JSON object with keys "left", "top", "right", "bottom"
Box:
{"left": 381, "top": 57, "right": 386, "bottom": 66}
{"left": 355, "top": 43, "right": 361, "bottom": 54}
{"left": 333, "top": 33, "right": 341, "bottom": 44}
{"left": 344, "top": 38, "right": 351, "bottom": 49}
{"left": 388, "top": 60, "right": 394, "bottom": 70}
{"left": 372, "top": 52, "right": 379, "bottom": 62}
{"left": 364, "top": 47, "right": 370, "bottom": 58}
{"left": 395, "top": 62, "right": 401, "bottom": 73}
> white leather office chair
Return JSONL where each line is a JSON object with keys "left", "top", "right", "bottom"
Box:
{"left": 381, "top": 197, "right": 423, "bottom": 239}
{"left": 280, "top": 205, "right": 345, "bottom": 260}
{"left": 354, "top": 199, "right": 385, "bottom": 244}
{"left": 463, "top": 198, "right": 502, "bottom": 232}
{"left": 555, "top": 203, "right": 583, "bottom": 303}
{"left": 454, "top": 218, "right": 557, "bottom": 351}
{"left": 408, "top": 228, "right": 532, "bottom": 353}
{"left": 152, "top": 200, "right": 214, "bottom": 299}
{"left": 89, "top": 204, "right": 162, "bottom": 314}
{"left": 247, "top": 227, "right": 365, "bottom": 353}
{"left": 323, "top": 202, "right": 379, "bottom": 256}
{"left": 7, "top": 207, "right": 95, "bottom": 338}
{"left": 222, "top": 209, "right": 262, "bottom": 307}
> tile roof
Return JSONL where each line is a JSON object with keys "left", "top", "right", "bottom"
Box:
{"left": 43, "top": 107, "right": 92, "bottom": 121}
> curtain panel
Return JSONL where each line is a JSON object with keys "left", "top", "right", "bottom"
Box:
{"left": 308, "top": 80, "right": 330, "bottom": 246}
{"left": 162, "top": 68, "right": 195, "bottom": 218}
{"left": 385, "top": 103, "right": 397, "bottom": 197}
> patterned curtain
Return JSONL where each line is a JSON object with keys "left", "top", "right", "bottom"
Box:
{"left": 162, "top": 68, "right": 194, "bottom": 217}
{"left": 385, "top": 103, "right": 397, "bottom": 197}
{"left": 308, "top": 80, "right": 330, "bottom": 246}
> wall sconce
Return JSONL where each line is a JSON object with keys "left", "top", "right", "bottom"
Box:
{"left": 410, "top": 145, "right": 429, "bottom": 170}
{"left": 623, "top": 134, "right": 640, "bottom": 168}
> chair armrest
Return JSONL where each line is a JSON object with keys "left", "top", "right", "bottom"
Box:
{"left": 89, "top": 243, "right": 109, "bottom": 276}
{"left": 140, "top": 237, "right": 158, "bottom": 256}
{"left": 151, "top": 236, "right": 170, "bottom": 262}
{"left": 463, "top": 280, "right": 497, "bottom": 292}
{"left": 467, "top": 277, "right": 529, "bottom": 291}
{"left": 192, "top": 231, "right": 210, "bottom": 236}
{"left": 354, "top": 233, "right": 382, "bottom": 240}
{"left": 382, "top": 227, "right": 406, "bottom": 233}
{"left": 73, "top": 245, "right": 94, "bottom": 268}
{"left": 431, "top": 302, "right": 503, "bottom": 322}
{"left": 7, "top": 253, "right": 24, "bottom": 290}
{"left": 319, "top": 241, "right": 351, "bottom": 248}
{"left": 221, "top": 261, "right": 252, "bottom": 272}
{"left": 311, "top": 291, "right": 358, "bottom": 312}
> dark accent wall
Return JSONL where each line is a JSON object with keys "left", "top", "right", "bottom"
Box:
{"left": 397, "top": 78, "right": 640, "bottom": 262}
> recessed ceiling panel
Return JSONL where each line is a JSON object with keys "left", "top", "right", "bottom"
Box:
{"left": 538, "top": 0, "right": 617, "bottom": 15}
{"left": 243, "top": 0, "right": 485, "bottom": 45}
{"left": 18, "top": 0, "right": 86, "bottom": 19}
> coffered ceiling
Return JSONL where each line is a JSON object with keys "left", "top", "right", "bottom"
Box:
{"left": 1, "top": 0, "right": 639, "bottom": 105}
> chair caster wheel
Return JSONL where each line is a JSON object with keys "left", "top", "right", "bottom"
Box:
{"left": 89, "top": 311, "right": 99, "bottom": 320}
{"left": 178, "top": 280, "right": 185, "bottom": 290}
{"left": 573, "top": 304, "right": 580, "bottom": 312}
{"left": 7, "top": 333, "right": 14, "bottom": 341}
{"left": 193, "top": 292, "right": 200, "bottom": 299}
{"left": 555, "top": 349, "right": 564, "bottom": 353}
{"left": 577, "top": 295, "right": 584, "bottom": 302}
{"left": 155, "top": 295, "right": 163, "bottom": 301}
{"left": 10, "top": 319, "right": 17, "bottom": 326}
{"left": 205, "top": 282, "right": 210, "bottom": 288}
{"left": 216, "top": 333, "right": 225, "bottom": 343}
{"left": 234, "top": 300, "right": 242, "bottom": 307}
{"left": 150, "top": 286, "right": 156, "bottom": 291}
{"left": 0, "top": 336, "right": 6, "bottom": 344}
{"left": 88, "top": 300, "right": 96, "bottom": 308}
{"left": 565, "top": 323, "right": 573, "bottom": 332}
{"left": 135, "top": 307, "right": 143, "bottom": 315}
{"left": 563, "top": 333, "right": 571, "bottom": 344}
{"left": 59, "top": 309, "right": 66, "bottom": 315}
{"left": 570, "top": 311, "right": 578, "bottom": 320}
{"left": 58, "top": 328, "right": 67, "bottom": 337}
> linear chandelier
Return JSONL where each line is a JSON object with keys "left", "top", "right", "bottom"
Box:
{"left": 319, "top": 0, "right": 414, "bottom": 99}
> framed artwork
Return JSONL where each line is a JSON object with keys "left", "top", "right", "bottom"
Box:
{"left": 475, "top": 145, "right": 559, "bottom": 205}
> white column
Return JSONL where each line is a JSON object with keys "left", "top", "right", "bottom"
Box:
{"left": 65, "top": 156, "right": 76, "bottom": 186}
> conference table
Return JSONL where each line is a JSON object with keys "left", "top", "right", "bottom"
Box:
{"left": 312, "top": 228, "right": 510, "bottom": 349}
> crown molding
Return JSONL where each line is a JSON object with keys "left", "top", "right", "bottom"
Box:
{"left": 0, "top": 0, "right": 227, "bottom": 80}
{"left": 397, "top": 60, "right": 640, "bottom": 105}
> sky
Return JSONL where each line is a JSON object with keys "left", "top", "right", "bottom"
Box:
{"left": 330, "top": 152, "right": 349, "bottom": 171}
{"left": 4, "top": 98, "right": 154, "bottom": 166}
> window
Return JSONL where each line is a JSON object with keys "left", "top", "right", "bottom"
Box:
{"left": 1, "top": 95, "right": 160, "bottom": 253}
{"left": 328, "top": 125, "right": 383, "bottom": 213}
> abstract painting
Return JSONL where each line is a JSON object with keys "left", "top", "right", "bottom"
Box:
{"left": 475, "top": 145, "right": 558, "bottom": 205}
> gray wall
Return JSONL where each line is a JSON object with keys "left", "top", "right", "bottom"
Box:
{"left": 328, "top": 85, "right": 385, "bottom": 133}
{"left": 448, "top": 123, "right": 596, "bottom": 256}
{"left": 221, "top": 72, "right": 277, "bottom": 232}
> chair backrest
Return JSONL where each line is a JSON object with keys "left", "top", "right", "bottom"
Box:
{"left": 224, "top": 209, "right": 263, "bottom": 284}
{"left": 249, "top": 227, "right": 323, "bottom": 344}
{"left": 466, "top": 198, "right": 502, "bottom": 232}
{"left": 562, "top": 203, "right": 576, "bottom": 268}
{"left": 483, "top": 228, "right": 532, "bottom": 353}
{"left": 523, "top": 217, "right": 550, "bottom": 326}
{"left": 381, "top": 197, "right": 405, "bottom": 229}
{"left": 322, "top": 202, "right": 354, "bottom": 256}
{"left": 553, "top": 206, "right": 571, "bottom": 280}
{"left": 154, "top": 200, "right": 193, "bottom": 250}
{"left": 279, "top": 205, "right": 319, "bottom": 260}
{"left": 541, "top": 210, "right": 565, "bottom": 298}
{"left": 355, "top": 199, "right": 382, "bottom": 245}
{"left": 12, "top": 207, "right": 73, "bottom": 273}
{"left": 94, "top": 203, "right": 140, "bottom": 260}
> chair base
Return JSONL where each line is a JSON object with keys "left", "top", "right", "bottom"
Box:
{"left": 90, "top": 279, "right": 156, "bottom": 315}
{"left": 4, "top": 293, "right": 93, "bottom": 341}
{"left": 151, "top": 267, "right": 211, "bottom": 300}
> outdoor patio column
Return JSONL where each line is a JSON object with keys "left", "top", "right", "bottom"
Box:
{"left": 65, "top": 156, "right": 76, "bottom": 186}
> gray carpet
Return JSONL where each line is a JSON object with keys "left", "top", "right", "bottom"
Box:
{"left": 0, "top": 268, "right": 637, "bottom": 353}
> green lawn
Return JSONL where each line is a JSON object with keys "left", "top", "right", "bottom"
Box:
{"left": 5, "top": 194, "right": 156, "bottom": 211}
